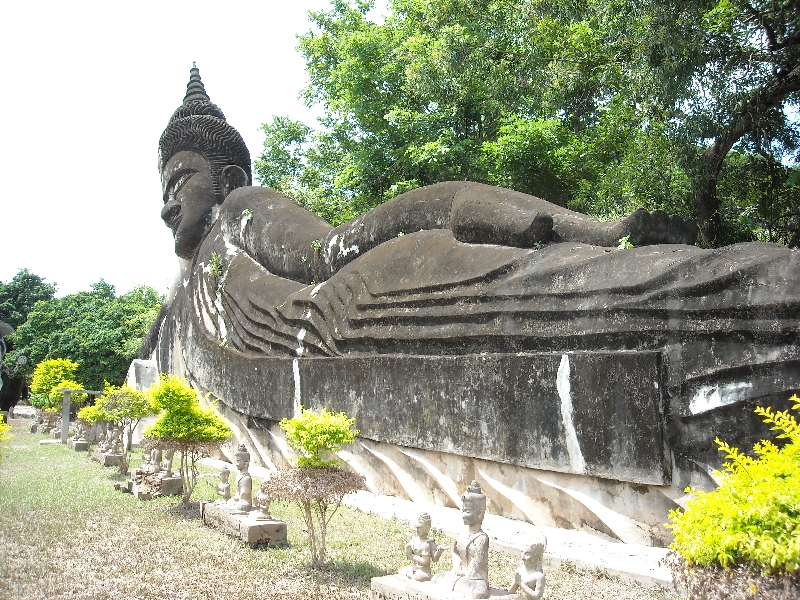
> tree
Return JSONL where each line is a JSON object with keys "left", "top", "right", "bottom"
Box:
{"left": 142, "top": 375, "right": 232, "bottom": 504}
{"left": 29, "top": 358, "right": 86, "bottom": 411}
{"left": 258, "top": 0, "right": 798, "bottom": 247}
{"left": 0, "top": 269, "right": 56, "bottom": 330}
{"left": 12, "top": 282, "right": 163, "bottom": 389}
{"left": 268, "top": 406, "right": 364, "bottom": 568}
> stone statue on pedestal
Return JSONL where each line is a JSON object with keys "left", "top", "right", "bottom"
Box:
{"left": 216, "top": 465, "right": 231, "bottom": 502}
{"left": 399, "top": 512, "right": 445, "bottom": 582}
{"left": 508, "top": 533, "right": 546, "bottom": 600}
{"left": 255, "top": 482, "right": 272, "bottom": 521}
{"left": 226, "top": 444, "right": 252, "bottom": 514}
{"left": 431, "top": 481, "right": 490, "bottom": 599}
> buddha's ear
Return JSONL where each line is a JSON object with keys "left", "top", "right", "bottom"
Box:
{"left": 220, "top": 165, "right": 249, "bottom": 197}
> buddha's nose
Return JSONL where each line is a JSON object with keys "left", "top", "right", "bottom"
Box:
{"left": 161, "top": 197, "right": 180, "bottom": 224}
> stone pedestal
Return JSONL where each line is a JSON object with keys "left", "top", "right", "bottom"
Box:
{"left": 68, "top": 439, "right": 89, "bottom": 451}
{"left": 92, "top": 450, "right": 123, "bottom": 467}
{"left": 201, "top": 502, "right": 287, "bottom": 547}
{"left": 370, "top": 575, "right": 520, "bottom": 600}
{"left": 159, "top": 476, "right": 183, "bottom": 496}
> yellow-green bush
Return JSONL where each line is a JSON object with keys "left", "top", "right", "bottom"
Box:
{"left": 279, "top": 406, "right": 358, "bottom": 468}
{"left": 667, "top": 394, "right": 800, "bottom": 575}
{"left": 29, "top": 359, "right": 87, "bottom": 410}
{"left": 0, "top": 421, "right": 11, "bottom": 465}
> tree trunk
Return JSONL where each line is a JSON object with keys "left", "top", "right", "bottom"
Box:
{"left": 691, "top": 62, "right": 800, "bottom": 247}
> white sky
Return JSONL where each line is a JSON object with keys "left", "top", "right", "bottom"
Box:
{"left": 1, "top": 1, "right": 384, "bottom": 297}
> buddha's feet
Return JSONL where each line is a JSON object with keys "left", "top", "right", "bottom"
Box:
{"left": 616, "top": 208, "right": 699, "bottom": 246}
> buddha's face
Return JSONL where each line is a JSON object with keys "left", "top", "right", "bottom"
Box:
{"left": 160, "top": 150, "right": 219, "bottom": 259}
{"left": 461, "top": 498, "right": 484, "bottom": 526}
{"left": 235, "top": 453, "right": 249, "bottom": 471}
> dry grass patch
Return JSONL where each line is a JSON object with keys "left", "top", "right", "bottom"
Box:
{"left": 1, "top": 421, "right": 675, "bottom": 599}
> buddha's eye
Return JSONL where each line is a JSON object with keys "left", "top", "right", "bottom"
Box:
{"left": 164, "top": 170, "right": 197, "bottom": 202}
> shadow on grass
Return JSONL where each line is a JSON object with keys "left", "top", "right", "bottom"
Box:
{"left": 312, "top": 558, "right": 391, "bottom": 583}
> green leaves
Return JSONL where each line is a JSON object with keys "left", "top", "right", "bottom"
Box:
{"left": 144, "top": 375, "right": 232, "bottom": 444}
{"left": 667, "top": 395, "right": 800, "bottom": 575}
{"left": 29, "top": 359, "right": 86, "bottom": 410}
{"left": 12, "top": 282, "right": 163, "bottom": 389}
{"left": 280, "top": 406, "right": 359, "bottom": 468}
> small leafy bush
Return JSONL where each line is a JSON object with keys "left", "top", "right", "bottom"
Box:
{"left": 30, "top": 359, "right": 87, "bottom": 410}
{"left": 666, "top": 394, "right": 800, "bottom": 598}
{"left": 280, "top": 406, "right": 359, "bottom": 468}
{"left": 0, "top": 420, "right": 11, "bottom": 465}
{"left": 143, "top": 375, "right": 232, "bottom": 503}
{"left": 273, "top": 406, "right": 363, "bottom": 568}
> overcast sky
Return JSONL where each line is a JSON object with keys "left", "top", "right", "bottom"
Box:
{"left": 1, "top": 1, "right": 384, "bottom": 297}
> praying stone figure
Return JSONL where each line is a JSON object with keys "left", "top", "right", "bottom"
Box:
{"left": 399, "top": 512, "right": 445, "bottom": 582}
{"left": 254, "top": 482, "right": 272, "bottom": 521}
{"left": 162, "top": 449, "right": 175, "bottom": 478}
{"left": 508, "top": 533, "right": 546, "bottom": 600}
{"left": 226, "top": 444, "right": 252, "bottom": 514}
{"left": 431, "top": 481, "right": 490, "bottom": 599}
{"left": 216, "top": 465, "right": 231, "bottom": 502}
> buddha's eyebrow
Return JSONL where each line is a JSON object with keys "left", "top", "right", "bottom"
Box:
{"left": 163, "top": 168, "right": 198, "bottom": 199}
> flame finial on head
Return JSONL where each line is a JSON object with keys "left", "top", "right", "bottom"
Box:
{"left": 184, "top": 63, "right": 210, "bottom": 103}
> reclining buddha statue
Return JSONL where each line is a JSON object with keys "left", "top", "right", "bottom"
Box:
{"left": 139, "top": 66, "right": 799, "bottom": 547}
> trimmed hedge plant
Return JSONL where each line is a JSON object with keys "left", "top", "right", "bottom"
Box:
{"left": 666, "top": 394, "right": 800, "bottom": 599}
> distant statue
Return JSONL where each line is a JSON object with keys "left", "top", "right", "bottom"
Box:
{"left": 255, "top": 481, "right": 272, "bottom": 520}
{"left": 431, "top": 481, "right": 490, "bottom": 599}
{"left": 162, "top": 449, "right": 175, "bottom": 478}
{"left": 226, "top": 444, "right": 252, "bottom": 513}
{"left": 508, "top": 533, "right": 546, "bottom": 600}
{"left": 151, "top": 448, "right": 163, "bottom": 469}
{"left": 399, "top": 512, "right": 445, "bottom": 582}
{"left": 216, "top": 465, "right": 231, "bottom": 502}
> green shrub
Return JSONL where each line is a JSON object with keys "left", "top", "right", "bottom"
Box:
{"left": 29, "top": 359, "right": 87, "bottom": 410}
{"left": 279, "top": 406, "right": 359, "bottom": 468}
{"left": 667, "top": 394, "right": 800, "bottom": 575}
{"left": 0, "top": 420, "right": 11, "bottom": 465}
{"left": 143, "top": 375, "right": 232, "bottom": 503}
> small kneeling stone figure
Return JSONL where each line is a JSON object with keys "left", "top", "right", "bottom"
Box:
{"left": 508, "top": 533, "right": 546, "bottom": 600}
{"left": 399, "top": 512, "right": 445, "bottom": 582}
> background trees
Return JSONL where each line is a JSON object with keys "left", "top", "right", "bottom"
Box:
{"left": 9, "top": 281, "right": 162, "bottom": 391}
{"left": 0, "top": 269, "right": 56, "bottom": 330}
{"left": 257, "top": 0, "right": 799, "bottom": 247}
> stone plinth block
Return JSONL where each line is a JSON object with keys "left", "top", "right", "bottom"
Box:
{"left": 72, "top": 440, "right": 89, "bottom": 451}
{"left": 92, "top": 451, "right": 123, "bottom": 467}
{"left": 371, "top": 575, "right": 519, "bottom": 600}
{"left": 159, "top": 476, "right": 183, "bottom": 496}
{"left": 201, "top": 502, "right": 287, "bottom": 547}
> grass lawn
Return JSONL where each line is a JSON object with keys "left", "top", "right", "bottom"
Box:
{"left": 0, "top": 420, "right": 675, "bottom": 599}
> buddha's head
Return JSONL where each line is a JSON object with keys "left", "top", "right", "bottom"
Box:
{"left": 158, "top": 64, "right": 251, "bottom": 259}
{"left": 460, "top": 481, "right": 486, "bottom": 527}
{"left": 234, "top": 443, "right": 250, "bottom": 471}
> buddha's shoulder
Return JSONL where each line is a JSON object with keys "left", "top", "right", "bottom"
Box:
{"left": 222, "top": 185, "right": 297, "bottom": 210}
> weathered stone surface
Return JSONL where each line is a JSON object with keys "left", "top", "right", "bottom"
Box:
{"left": 201, "top": 502, "right": 287, "bottom": 547}
{"left": 371, "top": 575, "right": 519, "bottom": 600}
{"left": 159, "top": 476, "right": 182, "bottom": 497}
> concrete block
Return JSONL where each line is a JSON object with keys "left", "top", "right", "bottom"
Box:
{"left": 201, "top": 502, "right": 287, "bottom": 547}
{"left": 159, "top": 476, "right": 183, "bottom": 496}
